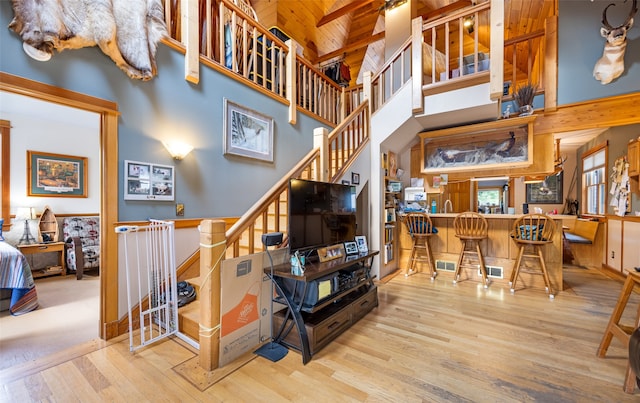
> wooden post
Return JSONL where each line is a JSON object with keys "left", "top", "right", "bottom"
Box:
{"left": 199, "top": 219, "right": 226, "bottom": 371}
{"left": 544, "top": 15, "right": 558, "bottom": 112}
{"left": 362, "top": 71, "right": 372, "bottom": 109}
{"left": 314, "top": 128, "right": 329, "bottom": 182}
{"left": 183, "top": 0, "right": 200, "bottom": 84}
{"left": 411, "top": 16, "right": 423, "bottom": 113}
{"left": 489, "top": 0, "right": 504, "bottom": 101}
{"left": 286, "top": 39, "right": 298, "bottom": 125}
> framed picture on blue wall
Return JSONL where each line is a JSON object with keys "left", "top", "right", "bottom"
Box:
{"left": 223, "top": 99, "right": 274, "bottom": 162}
{"left": 124, "top": 160, "right": 174, "bottom": 201}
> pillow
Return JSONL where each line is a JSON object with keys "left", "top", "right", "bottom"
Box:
{"left": 409, "top": 221, "right": 438, "bottom": 235}
{"left": 517, "top": 224, "right": 547, "bottom": 241}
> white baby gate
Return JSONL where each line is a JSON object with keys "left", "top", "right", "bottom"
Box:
{"left": 116, "top": 220, "right": 178, "bottom": 351}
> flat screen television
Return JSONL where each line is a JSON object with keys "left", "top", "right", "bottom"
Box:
{"left": 288, "top": 178, "right": 357, "bottom": 255}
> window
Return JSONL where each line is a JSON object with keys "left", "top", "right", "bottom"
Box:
{"left": 477, "top": 188, "right": 501, "bottom": 213}
{"left": 582, "top": 144, "right": 607, "bottom": 215}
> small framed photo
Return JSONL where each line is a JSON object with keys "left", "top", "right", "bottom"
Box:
{"left": 351, "top": 172, "right": 360, "bottom": 185}
{"left": 355, "top": 235, "right": 368, "bottom": 253}
{"left": 124, "top": 160, "right": 174, "bottom": 201}
{"left": 344, "top": 241, "right": 358, "bottom": 255}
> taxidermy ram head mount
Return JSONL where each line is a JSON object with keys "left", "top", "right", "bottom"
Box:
{"left": 8, "top": 0, "right": 167, "bottom": 81}
{"left": 593, "top": 0, "right": 638, "bottom": 85}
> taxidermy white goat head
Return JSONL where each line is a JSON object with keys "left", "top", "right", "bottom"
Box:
{"left": 8, "top": 0, "right": 167, "bottom": 81}
{"left": 593, "top": 0, "right": 638, "bottom": 85}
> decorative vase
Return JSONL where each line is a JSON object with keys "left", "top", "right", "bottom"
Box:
{"left": 519, "top": 105, "right": 533, "bottom": 116}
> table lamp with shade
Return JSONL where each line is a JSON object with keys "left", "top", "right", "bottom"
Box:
{"left": 16, "top": 207, "right": 37, "bottom": 245}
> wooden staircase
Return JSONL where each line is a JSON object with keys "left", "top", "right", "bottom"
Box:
{"left": 178, "top": 275, "right": 202, "bottom": 342}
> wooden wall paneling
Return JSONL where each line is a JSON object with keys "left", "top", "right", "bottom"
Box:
{"left": 534, "top": 92, "right": 640, "bottom": 135}
{"left": 430, "top": 217, "right": 449, "bottom": 254}
{"left": 486, "top": 218, "right": 510, "bottom": 259}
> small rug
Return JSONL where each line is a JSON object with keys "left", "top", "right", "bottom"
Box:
{"left": 173, "top": 350, "right": 256, "bottom": 391}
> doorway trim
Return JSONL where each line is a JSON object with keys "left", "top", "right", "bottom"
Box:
{"left": 1, "top": 72, "right": 119, "bottom": 339}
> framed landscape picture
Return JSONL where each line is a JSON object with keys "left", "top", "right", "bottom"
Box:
{"left": 124, "top": 160, "right": 174, "bottom": 201}
{"left": 223, "top": 99, "right": 274, "bottom": 162}
{"left": 27, "top": 150, "right": 87, "bottom": 197}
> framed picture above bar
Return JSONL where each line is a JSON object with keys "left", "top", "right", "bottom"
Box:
{"left": 420, "top": 116, "right": 536, "bottom": 174}
{"left": 124, "top": 160, "right": 174, "bottom": 201}
{"left": 223, "top": 98, "right": 274, "bottom": 162}
{"left": 527, "top": 172, "right": 563, "bottom": 204}
{"left": 27, "top": 150, "right": 87, "bottom": 197}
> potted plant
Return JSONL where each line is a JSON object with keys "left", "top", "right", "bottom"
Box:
{"left": 513, "top": 82, "right": 537, "bottom": 116}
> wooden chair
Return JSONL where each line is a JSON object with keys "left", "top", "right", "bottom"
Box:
{"left": 597, "top": 271, "right": 640, "bottom": 393}
{"left": 403, "top": 213, "right": 436, "bottom": 280}
{"left": 509, "top": 214, "right": 556, "bottom": 299}
{"left": 453, "top": 212, "right": 489, "bottom": 288}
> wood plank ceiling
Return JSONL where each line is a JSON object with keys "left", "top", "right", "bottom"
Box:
{"left": 250, "top": 0, "right": 556, "bottom": 86}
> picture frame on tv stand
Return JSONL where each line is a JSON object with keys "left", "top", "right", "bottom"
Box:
{"left": 344, "top": 241, "right": 358, "bottom": 255}
{"left": 317, "top": 244, "right": 345, "bottom": 263}
{"left": 355, "top": 235, "right": 368, "bottom": 253}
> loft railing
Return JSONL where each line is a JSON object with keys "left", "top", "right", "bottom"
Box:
{"left": 163, "top": 0, "right": 349, "bottom": 125}
{"left": 419, "top": 2, "right": 492, "bottom": 88}
{"left": 369, "top": 38, "right": 413, "bottom": 113}
{"left": 503, "top": 30, "right": 546, "bottom": 99}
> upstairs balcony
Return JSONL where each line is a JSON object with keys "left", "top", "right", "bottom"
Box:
{"left": 163, "top": 0, "right": 556, "bottom": 133}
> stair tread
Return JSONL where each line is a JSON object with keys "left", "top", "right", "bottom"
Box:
{"left": 179, "top": 299, "right": 200, "bottom": 321}
{"left": 185, "top": 276, "right": 203, "bottom": 289}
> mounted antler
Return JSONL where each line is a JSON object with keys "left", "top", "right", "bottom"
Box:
{"left": 602, "top": 0, "right": 638, "bottom": 31}
{"left": 594, "top": 0, "right": 638, "bottom": 84}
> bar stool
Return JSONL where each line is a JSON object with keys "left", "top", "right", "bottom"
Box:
{"left": 403, "top": 212, "right": 436, "bottom": 280}
{"left": 509, "top": 213, "right": 556, "bottom": 299}
{"left": 453, "top": 212, "right": 489, "bottom": 288}
{"left": 597, "top": 271, "right": 640, "bottom": 393}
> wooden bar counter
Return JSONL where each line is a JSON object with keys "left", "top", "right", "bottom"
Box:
{"left": 398, "top": 213, "right": 569, "bottom": 291}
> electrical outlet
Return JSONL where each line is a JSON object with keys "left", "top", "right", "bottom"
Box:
{"left": 176, "top": 203, "right": 184, "bottom": 216}
{"left": 611, "top": 251, "right": 615, "bottom": 259}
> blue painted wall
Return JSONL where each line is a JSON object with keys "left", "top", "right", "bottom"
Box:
{"left": 558, "top": 0, "right": 640, "bottom": 104}
{"left": 0, "top": 2, "right": 329, "bottom": 221}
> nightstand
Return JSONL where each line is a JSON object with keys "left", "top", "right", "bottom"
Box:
{"left": 17, "top": 241, "right": 66, "bottom": 278}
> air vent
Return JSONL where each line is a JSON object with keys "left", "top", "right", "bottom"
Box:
{"left": 479, "top": 265, "right": 503, "bottom": 278}
{"left": 436, "top": 260, "right": 456, "bottom": 272}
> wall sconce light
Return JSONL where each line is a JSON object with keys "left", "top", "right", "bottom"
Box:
{"left": 463, "top": 16, "right": 474, "bottom": 34}
{"left": 379, "top": 0, "right": 408, "bottom": 11}
{"left": 163, "top": 140, "right": 194, "bottom": 160}
{"left": 16, "top": 207, "right": 37, "bottom": 245}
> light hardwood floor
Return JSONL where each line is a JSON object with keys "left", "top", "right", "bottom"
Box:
{"left": 1, "top": 265, "right": 639, "bottom": 402}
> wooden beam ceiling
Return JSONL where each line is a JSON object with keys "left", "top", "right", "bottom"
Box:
{"left": 315, "top": 32, "right": 385, "bottom": 64}
{"left": 316, "top": 0, "right": 376, "bottom": 27}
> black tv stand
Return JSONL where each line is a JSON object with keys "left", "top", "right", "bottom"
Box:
{"left": 267, "top": 250, "right": 379, "bottom": 364}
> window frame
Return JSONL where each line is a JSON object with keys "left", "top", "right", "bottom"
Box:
{"left": 581, "top": 142, "right": 608, "bottom": 216}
